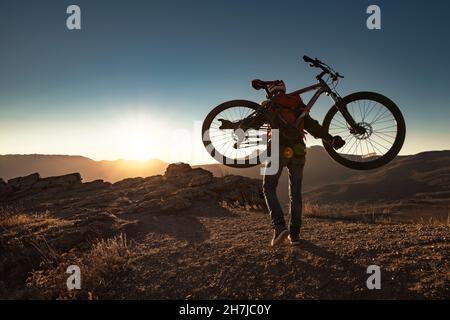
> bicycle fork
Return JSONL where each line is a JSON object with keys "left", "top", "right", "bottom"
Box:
{"left": 329, "top": 92, "right": 365, "bottom": 135}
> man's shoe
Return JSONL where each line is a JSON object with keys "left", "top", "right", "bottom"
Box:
{"left": 271, "top": 227, "right": 289, "bottom": 247}
{"left": 331, "top": 136, "right": 345, "bottom": 150}
{"left": 218, "top": 119, "right": 237, "bottom": 130}
{"left": 288, "top": 234, "right": 301, "bottom": 246}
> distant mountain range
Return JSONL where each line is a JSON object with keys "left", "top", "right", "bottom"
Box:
{"left": 196, "top": 147, "right": 450, "bottom": 205}
{"left": 0, "top": 155, "right": 167, "bottom": 183}
{"left": 1, "top": 146, "right": 449, "bottom": 204}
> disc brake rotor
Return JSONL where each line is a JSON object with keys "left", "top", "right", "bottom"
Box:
{"left": 352, "top": 122, "right": 373, "bottom": 140}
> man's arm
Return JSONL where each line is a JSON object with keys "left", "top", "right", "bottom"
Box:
{"left": 304, "top": 115, "right": 333, "bottom": 140}
{"left": 219, "top": 101, "right": 270, "bottom": 130}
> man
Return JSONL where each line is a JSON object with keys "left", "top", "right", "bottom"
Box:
{"left": 261, "top": 80, "right": 345, "bottom": 246}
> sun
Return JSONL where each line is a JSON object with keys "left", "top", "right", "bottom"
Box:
{"left": 127, "top": 133, "right": 154, "bottom": 161}
{"left": 112, "top": 113, "right": 163, "bottom": 161}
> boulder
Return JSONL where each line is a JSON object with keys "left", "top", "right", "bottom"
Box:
{"left": 41, "top": 173, "right": 82, "bottom": 188}
{"left": 164, "top": 162, "right": 192, "bottom": 178}
{"left": 8, "top": 173, "right": 41, "bottom": 189}
{"left": 188, "top": 169, "right": 213, "bottom": 187}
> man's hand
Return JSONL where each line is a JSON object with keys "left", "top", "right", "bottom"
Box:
{"left": 218, "top": 119, "right": 237, "bottom": 130}
{"left": 329, "top": 136, "right": 345, "bottom": 150}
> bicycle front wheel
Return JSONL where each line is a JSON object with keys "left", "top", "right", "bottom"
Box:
{"left": 322, "top": 92, "right": 406, "bottom": 170}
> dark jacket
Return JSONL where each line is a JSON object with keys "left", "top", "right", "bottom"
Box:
{"left": 247, "top": 108, "right": 332, "bottom": 147}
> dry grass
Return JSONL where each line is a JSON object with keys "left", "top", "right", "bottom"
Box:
{"left": 27, "top": 233, "right": 137, "bottom": 299}
{"left": 0, "top": 208, "right": 65, "bottom": 230}
{"left": 302, "top": 201, "right": 450, "bottom": 226}
{"left": 1, "top": 207, "right": 135, "bottom": 299}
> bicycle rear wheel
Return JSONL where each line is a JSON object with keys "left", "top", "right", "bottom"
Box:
{"left": 322, "top": 92, "right": 406, "bottom": 170}
{"left": 202, "top": 100, "right": 272, "bottom": 168}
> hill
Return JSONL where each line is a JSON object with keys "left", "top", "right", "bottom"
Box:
{"left": 0, "top": 154, "right": 167, "bottom": 182}
{"left": 2, "top": 147, "right": 450, "bottom": 218}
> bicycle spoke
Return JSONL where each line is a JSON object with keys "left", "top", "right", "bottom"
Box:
{"left": 366, "top": 138, "right": 384, "bottom": 156}
{"left": 372, "top": 132, "right": 395, "bottom": 145}
{"left": 370, "top": 108, "right": 389, "bottom": 125}
{"left": 375, "top": 131, "right": 396, "bottom": 139}
{"left": 368, "top": 137, "right": 390, "bottom": 150}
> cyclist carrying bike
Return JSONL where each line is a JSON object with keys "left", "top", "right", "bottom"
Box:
{"left": 203, "top": 55, "right": 405, "bottom": 247}
{"left": 254, "top": 80, "right": 345, "bottom": 246}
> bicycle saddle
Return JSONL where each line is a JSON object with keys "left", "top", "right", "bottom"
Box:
{"left": 251, "top": 79, "right": 281, "bottom": 90}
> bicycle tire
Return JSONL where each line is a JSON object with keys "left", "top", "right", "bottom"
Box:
{"left": 202, "top": 100, "right": 272, "bottom": 168}
{"left": 322, "top": 91, "right": 406, "bottom": 170}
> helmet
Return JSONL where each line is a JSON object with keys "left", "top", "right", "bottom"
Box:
{"left": 267, "top": 80, "right": 286, "bottom": 95}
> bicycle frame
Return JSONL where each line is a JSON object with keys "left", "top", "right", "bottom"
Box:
{"left": 287, "top": 79, "right": 359, "bottom": 130}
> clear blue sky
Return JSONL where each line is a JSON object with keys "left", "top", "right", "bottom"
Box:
{"left": 0, "top": 0, "right": 449, "bottom": 163}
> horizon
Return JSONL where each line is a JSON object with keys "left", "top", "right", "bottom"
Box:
{"left": 1, "top": 144, "right": 449, "bottom": 166}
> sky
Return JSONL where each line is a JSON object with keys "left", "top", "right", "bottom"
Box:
{"left": 0, "top": 0, "right": 449, "bottom": 164}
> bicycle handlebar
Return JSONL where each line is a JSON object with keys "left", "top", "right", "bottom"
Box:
{"left": 303, "top": 55, "right": 324, "bottom": 66}
{"left": 303, "top": 55, "right": 344, "bottom": 80}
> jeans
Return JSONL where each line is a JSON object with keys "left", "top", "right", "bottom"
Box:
{"left": 263, "top": 155, "right": 305, "bottom": 235}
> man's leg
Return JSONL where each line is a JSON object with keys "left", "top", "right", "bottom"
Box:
{"left": 287, "top": 157, "right": 305, "bottom": 239}
{"left": 263, "top": 161, "right": 288, "bottom": 246}
{"left": 263, "top": 163, "right": 285, "bottom": 229}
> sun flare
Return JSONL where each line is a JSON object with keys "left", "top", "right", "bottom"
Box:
{"left": 112, "top": 113, "right": 164, "bottom": 161}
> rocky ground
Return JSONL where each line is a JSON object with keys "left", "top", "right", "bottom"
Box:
{"left": 0, "top": 164, "right": 448, "bottom": 299}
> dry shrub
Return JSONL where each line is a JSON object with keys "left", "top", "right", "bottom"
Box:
{"left": 0, "top": 208, "right": 72, "bottom": 298}
{"left": 27, "top": 233, "right": 136, "bottom": 299}
{"left": 303, "top": 202, "right": 320, "bottom": 216}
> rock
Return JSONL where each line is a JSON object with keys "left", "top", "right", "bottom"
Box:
{"left": 134, "top": 198, "right": 162, "bottom": 212}
{"left": 50, "top": 212, "right": 124, "bottom": 249}
{"left": 0, "top": 167, "right": 263, "bottom": 215}
{"left": 165, "top": 163, "right": 192, "bottom": 178}
{"left": 188, "top": 169, "right": 213, "bottom": 187}
{"left": 172, "top": 186, "right": 212, "bottom": 201}
{"left": 142, "top": 190, "right": 164, "bottom": 201}
{"left": 82, "top": 179, "right": 111, "bottom": 190}
{"left": 165, "top": 163, "right": 214, "bottom": 188}
{"left": 41, "top": 173, "right": 82, "bottom": 188}
{"left": 31, "top": 180, "right": 51, "bottom": 189}
{"left": 8, "top": 173, "right": 40, "bottom": 189}
{"left": 0, "top": 178, "right": 7, "bottom": 189}
{"left": 144, "top": 175, "right": 163, "bottom": 184}
{"left": 160, "top": 195, "right": 191, "bottom": 211}
{"left": 0, "top": 178, "right": 12, "bottom": 196}
{"left": 113, "top": 177, "right": 145, "bottom": 189}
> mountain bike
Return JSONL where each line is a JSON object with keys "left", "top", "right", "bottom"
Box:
{"left": 202, "top": 56, "right": 406, "bottom": 170}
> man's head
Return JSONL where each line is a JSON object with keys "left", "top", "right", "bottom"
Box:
{"left": 267, "top": 80, "right": 286, "bottom": 97}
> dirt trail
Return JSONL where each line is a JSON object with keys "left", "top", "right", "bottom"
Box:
{"left": 122, "top": 206, "right": 449, "bottom": 299}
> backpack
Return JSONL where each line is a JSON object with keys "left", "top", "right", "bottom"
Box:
{"left": 269, "top": 94, "right": 307, "bottom": 146}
